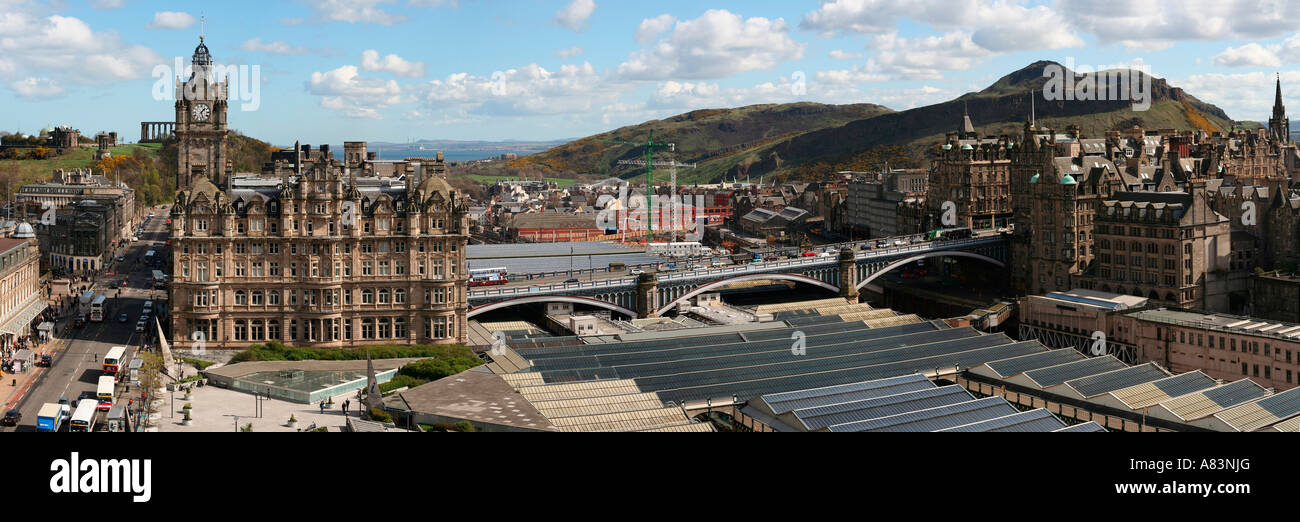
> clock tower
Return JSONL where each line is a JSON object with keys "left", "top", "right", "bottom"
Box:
{"left": 175, "top": 35, "right": 229, "bottom": 189}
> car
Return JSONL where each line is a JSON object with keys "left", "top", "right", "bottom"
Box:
{"left": 57, "top": 397, "right": 69, "bottom": 406}
{"left": 74, "top": 315, "right": 86, "bottom": 327}
{"left": 109, "top": 282, "right": 118, "bottom": 289}
{"left": 39, "top": 354, "right": 51, "bottom": 367}
{"left": 1, "top": 410, "right": 21, "bottom": 426}
{"left": 893, "top": 239, "right": 907, "bottom": 246}
{"left": 116, "top": 256, "right": 125, "bottom": 262}
{"left": 860, "top": 243, "right": 872, "bottom": 250}
{"left": 78, "top": 390, "right": 97, "bottom": 403}
{"left": 801, "top": 251, "right": 816, "bottom": 257}
{"left": 118, "top": 313, "right": 129, "bottom": 323}
{"left": 564, "top": 278, "right": 579, "bottom": 284}
{"left": 630, "top": 269, "right": 644, "bottom": 275}
{"left": 135, "top": 321, "right": 146, "bottom": 333}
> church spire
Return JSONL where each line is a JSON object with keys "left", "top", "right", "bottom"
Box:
{"left": 1270, "top": 72, "right": 1289, "bottom": 144}
{"left": 961, "top": 101, "right": 975, "bottom": 135}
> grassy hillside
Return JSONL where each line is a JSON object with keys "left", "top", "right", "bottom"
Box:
{"left": 514, "top": 61, "right": 1248, "bottom": 185}
{"left": 509, "top": 102, "right": 894, "bottom": 184}
{"left": 0, "top": 131, "right": 277, "bottom": 206}
{"left": 0, "top": 143, "right": 162, "bottom": 200}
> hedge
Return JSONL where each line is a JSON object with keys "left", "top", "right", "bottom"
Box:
{"left": 229, "top": 341, "right": 481, "bottom": 364}
{"left": 378, "top": 374, "right": 427, "bottom": 394}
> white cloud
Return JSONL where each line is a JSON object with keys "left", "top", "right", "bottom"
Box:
{"left": 1212, "top": 43, "right": 1281, "bottom": 68}
{"left": 828, "top": 49, "right": 862, "bottom": 60}
{"left": 241, "top": 38, "right": 310, "bottom": 55}
{"left": 306, "top": 65, "right": 404, "bottom": 119}
{"left": 9, "top": 77, "right": 64, "bottom": 99}
{"left": 300, "top": 0, "right": 408, "bottom": 26}
{"left": 1179, "top": 71, "right": 1300, "bottom": 122}
{"left": 0, "top": 13, "right": 164, "bottom": 98}
{"left": 419, "top": 62, "right": 619, "bottom": 116}
{"left": 816, "top": 64, "right": 887, "bottom": 84}
{"left": 409, "top": 0, "right": 459, "bottom": 7}
{"left": 361, "top": 49, "right": 426, "bottom": 78}
{"left": 635, "top": 14, "right": 675, "bottom": 44}
{"left": 148, "top": 11, "right": 196, "bottom": 30}
{"left": 554, "top": 0, "right": 596, "bottom": 32}
{"left": 863, "top": 31, "right": 992, "bottom": 81}
{"left": 1059, "top": 0, "right": 1300, "bottom": 50}
{"left": 801, "top": 0, "right": 1083, "bottom": 52}
{"left": 556, "top": 47, "right": 584, "bottom": 59}
{"left": 89, "top": 0, "right": 124, "bottom": 9}
{"left": 617, "top": 9, "right": 805, "bottom": 81}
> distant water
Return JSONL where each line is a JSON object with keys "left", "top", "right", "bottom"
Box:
{"left": 324, "top": 145, "right": 551, "bottom": 163}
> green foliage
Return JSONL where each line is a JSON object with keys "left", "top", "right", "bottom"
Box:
{"left": 183, "top": 409, "right": 191, "bottom": 421}
{"left": 240, "top": 423, "right": 253, "bottom": 432}
{"left": 178, "top": 357, "right": 217, "bottom": 370}
{"left": 289, "top": 414, "right": 297, "bottom": 423}
{"left": 367, "top": 408, "right": 392, "bottom": 423}
{"left": 183, "top": 402, "right": 192, "bottom": 409}
{"left": 229, "top": 341, "right": 481, "bottom": 366}
{"left": 379, "top": 374, "right": 427, "bottom": 393}
{"left": 396, "top": 351, "right": 483, "bottom": 382}
{"left": 453, "top": 421, "right": 476, "bottom": 433}
{"left": 309, "top": 426, "right": 328, "bottom": 432}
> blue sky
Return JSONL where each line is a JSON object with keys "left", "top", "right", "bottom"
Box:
{"left": 3, "top": 0, "right": 1300, "bottom": 146}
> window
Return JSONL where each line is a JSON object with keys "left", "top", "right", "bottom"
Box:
{"left": 234, "top": 291, "right": 247, "bottom": 305}
{"left": 378, "top": 289, "right": 389, "bottom": 304}
{"left": 362, "top": 262, "right": 373, "bottom": 276}
{"left": 362, "top": 289, "right": 374, "bottom": 304}
{"left": 394, "top": 318, "right": 406, "bottom": 338}
{"left": 268, "top": 320, "right": 280, "bottom": 341}
{"left": 268, "top": 290, "right": 280, "bottom": 305}
{"left": 345, "top": 289, "right": 353, "bottom": 305}
{"left": 251, "top": 290, "right": 263, "bottom": 305}
{"left": 361, "top": 242, "right": 373, "bottom": 254}
{"left": 234, "top": 263, "right": 246, "bottom": 277}
{"left": 395, "top": 288, "right": 406, "bottom": 303}
{"left": 395, "top": 241, "right": 406, "bottom": 253}
{"left": 234, "top": 321, "right": 247, "bottom": 341}
{"left": 270, "top": 262, "right": 280, "bottom": 276}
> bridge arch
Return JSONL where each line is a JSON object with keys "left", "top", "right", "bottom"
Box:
{"left": 656, "top": 273, "right": 840, "bottom": 316}
{"left": 855, "top": 251, "right": 1006, "bottom": 290}
{"left": 468, "top": 295, "right": 637, "bottom": 319}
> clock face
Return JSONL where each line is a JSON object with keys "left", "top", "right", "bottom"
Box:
{"left": 191, "top": 104, "right": 211, "bottom": 122}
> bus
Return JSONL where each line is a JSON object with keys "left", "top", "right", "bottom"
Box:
{"left": 469, "top": 267, "right": 509, "bottom": 287}
{"left": 926, "top": 227, "right": 973, "bottom": 241}
{"left": 152, "top": 270, "right": 168, "bottom": 289}
{"left": 89, "top": 295, "right": 107, "bottom": 322}
{"left": 144, "top": 250, "right": 157, "bottom": 267}
{"left": 102, "top": 346, "right": 126, "bottom": 375}
{"left": 69, "top": 399, "right": 98, "bottom": 432}
{"left": 96, "top": 376, "right": 115, "bottom": 412}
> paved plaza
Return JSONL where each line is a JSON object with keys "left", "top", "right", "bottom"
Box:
{"left": 154, "top": 383, "right": 372, "bottom": 433}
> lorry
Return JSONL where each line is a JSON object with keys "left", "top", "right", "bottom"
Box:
{"left": 36, "top": 402, "right": 70, "bottom": 432}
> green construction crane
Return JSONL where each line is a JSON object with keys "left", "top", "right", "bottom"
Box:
{"left": 601, "top": 130, "right": 675, "bottom": 241}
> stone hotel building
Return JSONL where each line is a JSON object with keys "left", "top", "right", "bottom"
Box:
{"left": 169, "top": 149, "right": 470, "bottom": 350}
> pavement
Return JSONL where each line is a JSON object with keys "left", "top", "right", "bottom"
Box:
{"left": 156, "top": 385, "right": 367, "bottom": 433}
{"left": 0, "top": 205, "right": 170, "bottom": 431}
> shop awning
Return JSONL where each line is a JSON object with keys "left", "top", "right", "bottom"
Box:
{"left": 0, "top": 297, "right": 48, "bottom": 336}
{"left": 37, "top": 322, "right": 54, "bottom": 332}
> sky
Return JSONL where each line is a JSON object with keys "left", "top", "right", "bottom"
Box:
{"left": 3, "top": 0, "right": 1300, "bottom": 147}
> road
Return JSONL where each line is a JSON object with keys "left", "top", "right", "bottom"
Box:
{"left": 2, "top": 205, "right": 171, "bottom": 432}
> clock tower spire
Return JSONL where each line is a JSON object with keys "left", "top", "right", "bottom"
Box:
{"left": 175, "top": 30, "right": 229, "bottom": 190}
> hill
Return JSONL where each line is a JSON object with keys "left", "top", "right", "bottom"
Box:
{"left": 516, "top": 61, "right": 1249, "bottom": 185}
{"left": 0, "top": 131, "right": 278, "bottom": 207}
{"left": 508, "top": 102, "right": 895, "bottom": 184}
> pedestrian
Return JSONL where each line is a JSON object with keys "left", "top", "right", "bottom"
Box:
{"left": 319, "top": 400, "right": 325, "bottom": 414}
{"left": 343, "top": 399, "right": 349, "bottom": 414}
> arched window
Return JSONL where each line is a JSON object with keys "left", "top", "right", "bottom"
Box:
{"left": 234, "top": 320, "right": 247, "bottom": 341}
{"left": 234, "top": 290, "right": 247, "bottom": 305}
{"left": 268, "top": 320, "right": 281, "bottom": 341}
{"left": 268, "top": 290, "right": 280, "bottom": 305}
{"left": 251, "top": 290, "right": 263, "bottom": 305}
{"left": 362, "top": 289, "right": 374, "bottom": 304}
{"left": 251, "top": 320, "right": 264, "bottom": 340}
{"left": 378, "top": 289, "right": 389, "bottom": 304}
{"left": 394, "top": 288, "right": 406, "bottom": 304}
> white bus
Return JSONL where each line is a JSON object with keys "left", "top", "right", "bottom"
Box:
{"left": 102, "top": 346, "right": 126, "bottom": 375}
{"left": 96, "top": 376, "right": 115, "bottom": 412}
{"left": 90, "top": 295, "right": 107, "bottom": 322}
{"left": 69, "top": 399, "right": 98, "bottom": 432}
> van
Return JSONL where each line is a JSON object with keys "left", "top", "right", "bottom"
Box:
{"left": 142, "top": 301, "right": 153, "bottom": 314}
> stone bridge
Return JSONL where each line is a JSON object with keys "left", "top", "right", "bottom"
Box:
{"left": 467, "top": 235, "right": 1008, "bottom": 319}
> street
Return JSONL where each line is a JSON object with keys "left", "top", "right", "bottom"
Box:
{"left": 2, "top": 205, "right": 171, "bottom": 432}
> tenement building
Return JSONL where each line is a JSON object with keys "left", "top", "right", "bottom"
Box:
{"left": 1082, "top": 184, "right": 1238, "bottom": 312}
{"left": 0, "top": 229, "right": 45, "bottom": 349}
{"left": 926, "top": 107, "right": 1012, "bottom": 231}
{"left": 18, "top": 168, "right": 136, "bottom": 243}
{"left": 169, "top": 145, "right": 470, "bottom": 349}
